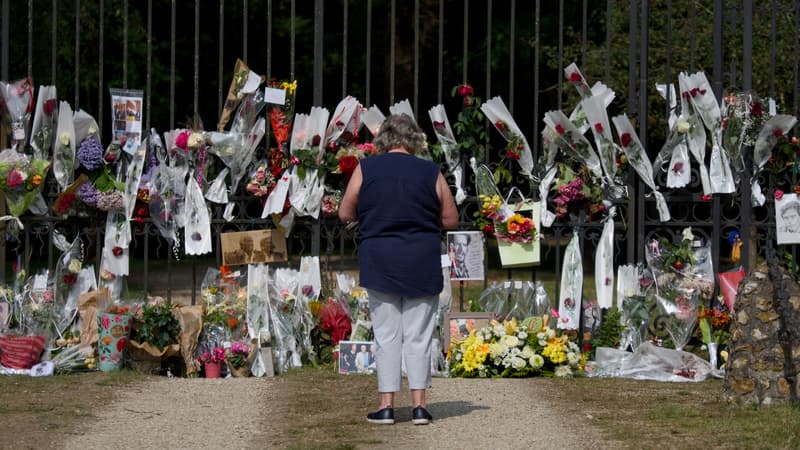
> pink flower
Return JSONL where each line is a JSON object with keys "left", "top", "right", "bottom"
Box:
{"left": 175, "top": 131, "right": 189, "bottom": 150}
{"left": 701, "top": 195, "right": 712, "bottom": 201}
{"left": 550, "top": 308, "right": 560, "bottom": 319}
{"left": 6, "top": 170, "right": 23, "bottom": 188}
{"left": 290, "top": 156, "right": 301, "bottom": 166}
{"left": 101, "top": 314, "right": 110, "bottom": 330}
{"left": 775, "top": 189, "right": 785, "bottom": 200}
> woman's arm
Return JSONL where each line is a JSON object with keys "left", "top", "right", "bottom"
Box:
{"left": 437, "top": 172, "right": 459, "bottom": 230}
{"left": 338, "top": 164, "right": 362, "bottom": 222}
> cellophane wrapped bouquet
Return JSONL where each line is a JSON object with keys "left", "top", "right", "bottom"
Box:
{"left": 335, "top": 273, "right": 372, "bottom": 341}
{"left": 448, "top": 315, "right": 585, "bottom": 378}
{"left": 645, "top": 227, "right": 714, "bottom": 351}
{"left": 0, "top": 149, "right": 50, "bottom": 217}
{"left": 200, "top": 266, "right": 247, "bottom": 347}
{"left": 267, "top": 267, "right": 301, "bottom": 373}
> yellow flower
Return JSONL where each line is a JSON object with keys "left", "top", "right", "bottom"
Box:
{"left": 31, "top": 174, "right": 42, "bottom": 186}
{"left": 281, "top": 80, "right": 298, "bottom": 95}
{"left": 504, "top": 318, "right": 518, "bottom": 335}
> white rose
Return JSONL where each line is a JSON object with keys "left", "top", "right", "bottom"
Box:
{"left": 59, "top": 133, "right": 70, "bottom": 146}
{"left": 567, "top": 352, "right": 580, "bottom": 366}
{"left": 555, "top": 365, "right": 573, "bottom": 378}
{"left": 68, "top": 259, "right": 82, "bottom": 274}
{"left": 682, "top": 227, "right": 694, "bottom": 242}
{"left": 676, "top": 120, "right": 691, "bottom": 134}
{"left": 521, "top": 345, "right": 534, "bottom": 359}
{"left": 511, "top": 356, "right": 527, "bottom": 370}
{"left": 502, "top": 335, "right": 520, "bottom": 348}
{"left": 88, "top": 126, "right": 97, "bottom": 135}
{"left": 188, "top": 132, "right": 205, "bottom": 148}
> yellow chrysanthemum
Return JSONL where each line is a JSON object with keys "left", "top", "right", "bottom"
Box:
{"left": 460, "top": 334, "right": 489, "bottom": 372}
{"left": 281, "top": 80, "right": 298, "bottom": 94}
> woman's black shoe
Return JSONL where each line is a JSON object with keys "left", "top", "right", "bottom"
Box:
{"left": 412, "top": 406, "right": 433, "bottom": 425}
{"left": 366, "top": 407, "right": 395, "bottom": 424}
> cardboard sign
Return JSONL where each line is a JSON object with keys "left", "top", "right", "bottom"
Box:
{"left": 220, "top": 229, "right": 288, "bottom": 266}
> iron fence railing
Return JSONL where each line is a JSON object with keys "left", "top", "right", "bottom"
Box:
{"left": 1, "top": 1, "right": 799, "bottom": 304}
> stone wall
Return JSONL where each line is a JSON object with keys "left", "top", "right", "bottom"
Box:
{"left": 723, "top": 262, "right": 800, "bottom": 405}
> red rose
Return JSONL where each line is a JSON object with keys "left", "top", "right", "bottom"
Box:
{"left": 112, "top": 246, "right": 124, "bottom": 257}
{"left": 620, "top": 132, "right": 633, "bottom": 148}
{"left": 569, "top": 72, "right": 582, "bottom": 82}
{"left": 594, "top": 123, "right": 604, "bottom": 134}
{"left": 750, "top": 101, "right": 763, "bottom": 117}
{"left": 117, "top": 338, "right": 127, "bottom": 353}
{"left": 6, "top": 170, "right": 23, "bottom": 188}
{"left": 701, "top": 195, "right": 712, "bottom": 201}
{"left": 555, "top": 124, "right": 565, "bottom": 135}
{"left": 63, "top": 273, "right": 78, "bottom": 285}
{"left": 495, "top": 120, "right": 507, "bottom": 131}
{"left": 506, "top": 149, "right": 520, "bottom": 161}
{"left": 104, "top": 152, "right": 117, "bottom": 163}
{"left": 457, "top": 84, "right": 474, "bottom": 97}
{"left": 311, "top": 135, "right": 322, "bottom": 146}
{"left": 773, "top": 128, "right": 783, "bottom": 138}
{"left": 339, "top": 155, "right": 359, "bottom": 178}
{"left": 43, "top": 98, "right": 57, "bottom": 115}
{"left": 482, "top": 223, "right": 495, "bottom": 236}
{"left": 673, "top": 262, "right": 684, "bottom": 270}
{"left": 341, "top": 130, "right": 354, "bottom": 142}
{"left": 433, "top": 121, "right": 446, "bottom": 131}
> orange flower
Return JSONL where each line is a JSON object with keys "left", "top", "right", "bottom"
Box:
{"left": 507, "top": 222, "right": 520, "bottom": 234}
{"left": 31, "top": 174, "right": 43, "bottom": 186}
{"left": 227, "top": 316, "right": 238, "bottom": 329}
{"left": 219, "top": 265, "right": 232, "bottom": 277}
{"left": 477, "top": 343, "right": 491, "bottom": 354}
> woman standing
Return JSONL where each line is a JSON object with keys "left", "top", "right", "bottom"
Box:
{"left": 338, "top": 114, "right": 458, "bottom": 425}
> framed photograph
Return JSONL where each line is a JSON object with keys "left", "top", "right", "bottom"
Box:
{"left": 220, "top": 229, "right": 288, "bottom": 266}
{"left": 338, "top": 340, "right": 375, "bottom": 374}
{"left": 776, "top": 193, "right": 800, "bottom": 244}
{"left": 442, "top": 312, "right": 493, "bottom": 353}
{"left": 446, "top": 231, "right": 485, "bottom": 281}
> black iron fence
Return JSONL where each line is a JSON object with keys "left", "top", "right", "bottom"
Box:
{"left": 2, "top": 1, "right": 799, "bottom": 303}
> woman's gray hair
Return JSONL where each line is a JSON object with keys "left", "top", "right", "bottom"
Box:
{"left": 373, "top": 113, "right": 428, "bottom": 155}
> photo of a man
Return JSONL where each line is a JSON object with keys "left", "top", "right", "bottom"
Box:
{"left": 776, "top": 193, "right": 800, "bottom": 244}
{"left": 337, "top": 340, "right": 375, "bottom": 375}
{"left": 447, "top": 231, "right": 484, "bottom": 281}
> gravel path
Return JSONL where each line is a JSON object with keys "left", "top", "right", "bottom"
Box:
{"left": 62, "top": 375, "right": 618, "bottom": 449}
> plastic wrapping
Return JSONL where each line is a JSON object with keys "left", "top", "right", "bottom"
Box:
{"left": 53, "top": 101, "right": 76, "bottom": 190}
{"left": 480, "top": 96, "right": 535, "bottom": 180}
{"left": 30, "top": 85, "right": 58, "bottom": 160}
{"left": 428, "top": 104, "right": 467, "bottom": 204}
{"left": 558, "top": 232, "right": 583, "bottom": 330}
{"left": 0, "top": 78, "right": 34, "bottom": 148}
{"left": 268, "top": 267, "right": 301, "bottom": 373}
{"left": 594, "top": 207, "right": 615, "bottom": 309}
{"left": 588, "top": 342, "right": 720, "bottom": 381}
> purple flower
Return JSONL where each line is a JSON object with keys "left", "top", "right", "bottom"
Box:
{"left": 77, "top": 137, "right": 105, "bottom": 170}
{"left": 77, "top": 182, "right": 99, "bottom": 207}
{"left": 301, "top": 285, "right": 314, "bottom": 297}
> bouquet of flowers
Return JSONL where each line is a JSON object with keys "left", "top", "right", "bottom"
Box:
{"left": 197, "top": 346, "right": 225, "bottom": 364}
{"left": 550, "top": 162, "right": 605, "bottom": 219}
{"left": 267, "top": 79, "right": 297, "bottom": 152}
{"left": 451, "top": 84, "right": 488, "bottom": 163}
{"left": 646, "top": 228, "right": 713, "bottom": 351}
{"left": 0, "top": 77, "right": 34, "bottom": 148}
{"left": 267, "top": 267, "right": 301, "bottom": 372}
{"left": 481, "top": 96, "right": 535, "bottom": 185}
{"left": 30, "top": 85, "right": 57, "bottom": 160}
{"left": 201, "top": 266, "right": 248, "bottom": 342}
{"left": 697, "top": 304, "right": 731, "bottom": 347}
{"left": 226, "top": 340, "right": 252, "bottom": 369}
{"left": 429, "top": 104, "right": 466, "bottom": 204}
{"left": 448, "top": 316, "right": 585, "bottom": 378}
{"left": 53, "top": 101, "right": 76, "bottom": 191}
{"left": 750, "top": 114, "right": 797, "bottom": 206}
{"left": 616, "top": 264, "right": 656, "bottom": 351}
{"left": 0, "top": 149, "right": 50, "bottom": 217}
{"left": 477, "top": 193, "right": 536, "bottom": 243}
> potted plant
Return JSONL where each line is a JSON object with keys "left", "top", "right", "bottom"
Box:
{"left": 198, "top": 346, "right": 225, "bottom": 378}
{"left": 128, "top": 299, "right": 181, "bottom": 373}
{"left": 226, "top": 340, "right": 254, "bottom": 377}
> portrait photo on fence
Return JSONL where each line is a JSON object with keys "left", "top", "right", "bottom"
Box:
{"left": 220, "top": 229, "right": 288, "bottom": 266}
{"left": 337, "top": 340, "right": 376, "bottom": 375}
{"left": 447, "top": 231, "right": 485, "bottom": 281}
{"left": 442, "top": 312, "right": 493, "bottom": 353}
{"left": 776, "top": 193, "right": 800, "bottom": 245}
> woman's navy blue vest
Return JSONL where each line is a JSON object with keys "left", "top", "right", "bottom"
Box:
{"left": 357, "top": 153, "right": 443, "bottom": 297}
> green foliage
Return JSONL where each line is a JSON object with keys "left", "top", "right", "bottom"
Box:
{"left": 450, "top": 85, "right": 489, "bottom": 164}
{"left": 592, "top": 306, "right": 623, "bottom": 350}
{"left": 133, "top": 303, "right": 180, "bottom": 350}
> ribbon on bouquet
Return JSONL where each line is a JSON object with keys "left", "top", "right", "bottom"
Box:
{"left": 429, "top": 105, "right": 467, "bottom": 204}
